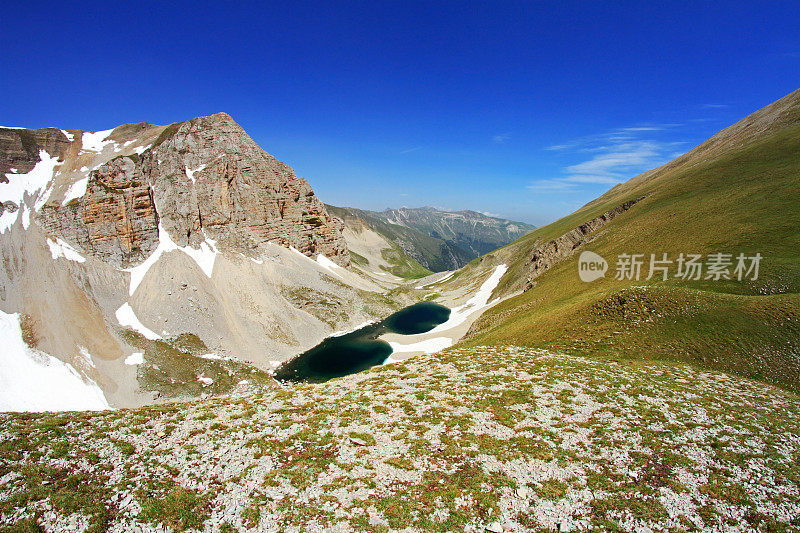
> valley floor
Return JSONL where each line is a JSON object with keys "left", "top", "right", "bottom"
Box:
{"left": 1, "top": 346, "right": 799, "bottom": 532}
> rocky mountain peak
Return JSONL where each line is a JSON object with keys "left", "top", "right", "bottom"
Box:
{"left": 147, "top": 112, "right": 349, "bottom": 265}
{"left": 6, "top": 113, "right": 349, "bottom": 268}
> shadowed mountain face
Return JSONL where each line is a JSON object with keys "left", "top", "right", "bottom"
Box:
{"left": 329, "top": 205, "right": 534, "bottom": 272}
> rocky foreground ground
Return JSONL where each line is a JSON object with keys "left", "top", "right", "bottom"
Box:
{"left": 1, "top": 346, "right": 799, "bottom": 532}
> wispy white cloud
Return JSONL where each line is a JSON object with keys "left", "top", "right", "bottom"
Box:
{"left": 544, "top": 123, "right": 679, "bottom": 151}
{"left": 617, "top": 126, "right": 664, "bottom": 132}
{"left": 527, "top": 179, "right": 579, "bottom": 192}
{"left": 563, "top": 141, "right": 671, "bottom": 183}
{"left": 531, "top": 125, "right": 687, "bottom": 192}
{"left": 545, "top": 143, "right": 571, "bottom": 151}
{"left": 701, "top": 103, "right": 729, "bottom": 109}
{"left": 492, "top": 132, "right": 511, "bottom": 144}
{"left": 400, "top": 146, "right": 424, "bottom": 154}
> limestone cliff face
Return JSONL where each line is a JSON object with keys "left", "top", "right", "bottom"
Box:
{"left": 141, "top": 113, "right": 349, "bottom": 265}
{"left": 25, "top": 112, "right": 348, "bottom": 268}
{"left": 42, "top": 157, "right": 160, "bottom": 266}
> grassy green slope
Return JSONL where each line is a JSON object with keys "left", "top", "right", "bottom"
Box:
{"left": 466, "top": 92, "right": 800, "bottom": 391}
{"left": 4, "top": 346, "right": 799, "bottom": 531}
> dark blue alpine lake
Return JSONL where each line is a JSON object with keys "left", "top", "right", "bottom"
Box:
{"left": 274, "top": 302, "right": 450, "bottom": 383}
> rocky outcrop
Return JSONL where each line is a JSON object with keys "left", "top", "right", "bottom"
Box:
{"left": 0, "top": 127, "right": 72, "bottom": 177}
{"left": 27, "top": 113, "right": 349, "bottom": 268}
{"left": 521, "top": 196, "right": 645, "bottom": 291}
{"left": 41, "top": 157, "right": 159, "bottom": 266}
{"left": 139, "top": 113, "right": 348, "bottom": 266}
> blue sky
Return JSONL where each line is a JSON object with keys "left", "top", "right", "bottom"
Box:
{"left": 1, "top": 1, "right": 798, "bottom": 225}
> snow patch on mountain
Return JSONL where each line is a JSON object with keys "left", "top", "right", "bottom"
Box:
{"left": 81, "top": 129, "right": 115, "bottom": 152}
{"left": 180, "top": 236, "right": 219, "bottom": 277}
{"left": 0, "top": 150, "right": 60, "bottom": 232}
{"left": 185, "top": 164, "right": 206, "bottom": 183}
{"left": 388, "top": 337, "right": 453, "bottom": 355}
{"left": 288, "top": 246, "right": 345, "bottom": 279}
{"left": 124, "top": 223, "right": 219, "bottom": 296}
{"left": 47, "top": 238, "right": 86, "bottom": 263}
{"left": 429, "top": 264, "right": 507, "bottom": 333}
{"left": 415, "top": 271, "right": 454, "bottom": 289}
{"left": 0, "top": 310, "right": 109, "bottom": 413}
{"left": 330, "top": 321, "right": 375, "bottom": 337}
{"left": 78, "top": 346, "right": 95, "bottom": 368}
{"left": 115, "top": 303, "right": 161, "bottom": 340}
{"left": 316, "top": 254, "right": 344, "bottom": 278}
{"left": 124, "top": 352, "right": 144, "bottom": 366}
{"left": 62, "top": 177, "right": 89, "bottom": 205}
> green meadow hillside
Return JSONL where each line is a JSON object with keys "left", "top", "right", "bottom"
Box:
{"left": 467, "top": 88, "right": 800, "bottom": 391}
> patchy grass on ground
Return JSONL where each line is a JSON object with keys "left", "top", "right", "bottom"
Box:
{"left": 1, "top": 346, "right": 799, "bottom": 532}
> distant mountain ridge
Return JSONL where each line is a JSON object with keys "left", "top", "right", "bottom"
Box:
{"left": 327, "top": 205, "right": 470, "bottom": 274}
{"left": 378, "top": 206, "right": 535, "bottom": 257}
{"left": 330, "top": 205, "right": 534, "bottom": 271}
